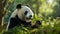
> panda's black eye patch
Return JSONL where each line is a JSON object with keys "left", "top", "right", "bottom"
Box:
{"left": 24, "top": 11, "right": 28, "bottom": 15}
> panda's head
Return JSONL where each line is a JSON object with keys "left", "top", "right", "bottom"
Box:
{"left": 16, "top": 4, "right": 34, "bottom": 22}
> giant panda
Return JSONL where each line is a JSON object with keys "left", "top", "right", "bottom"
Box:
{"left": 6, "top": 4, "right": 34, "bottom": 31}
{"left": 6, "top": 4, "right": 41, "bottom": 31}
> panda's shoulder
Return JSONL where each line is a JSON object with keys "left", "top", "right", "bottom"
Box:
{"left": 10, "top": 17, "right": 17, "bottom": 21}
{"left": 9, "top": 17, "right": 19, "bottom": 24}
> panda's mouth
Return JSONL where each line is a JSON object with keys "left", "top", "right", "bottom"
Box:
{"left": 26, "top": 17, "right": 31, "bottom": 20}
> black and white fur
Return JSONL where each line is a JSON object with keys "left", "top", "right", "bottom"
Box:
{"left": 6, "top": 4, "right": 34, "bottom": 31}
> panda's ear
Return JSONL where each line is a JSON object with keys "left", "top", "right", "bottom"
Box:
{"left": 16, "top": 4, "right": 22, "bottom": 9}
{"left": 26, "top": 4, "right": 30, "bottom": 7}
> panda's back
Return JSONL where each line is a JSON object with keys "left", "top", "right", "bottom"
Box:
{"left": 10, "top": 9, "right": 18, "bottom": 18}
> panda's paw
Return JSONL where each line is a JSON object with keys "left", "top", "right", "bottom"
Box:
{"left": 35, "top": 20, "right": 42, "bottom": 25}
{"left": 31, "top": 20, "right": 42, "bottom": 29}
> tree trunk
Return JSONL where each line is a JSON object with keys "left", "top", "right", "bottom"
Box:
{"left": 0, "top": 0, "right": 6, "bottom": 33}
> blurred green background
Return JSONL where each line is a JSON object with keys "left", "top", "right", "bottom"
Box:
{"left": 1, "top": 0, "right": 60, "bottom": 34}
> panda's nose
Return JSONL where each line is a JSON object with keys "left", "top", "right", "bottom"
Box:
{"left": 29, "top": 15, "right": 32, "bottom": 18}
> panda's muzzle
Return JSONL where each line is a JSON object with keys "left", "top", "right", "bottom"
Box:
{"left": 29, "top": 15, "right": 32, "bottom": 18}
{"left": 25, "top": 14, "right": 32, "bottom": 20}
{"left": 26, "top": 17, "right": 31, "bottom": 20}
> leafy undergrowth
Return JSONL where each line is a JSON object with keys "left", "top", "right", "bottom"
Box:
{"left": 3, "top": 25, "right": 30, "bottom": 34}
{"left": 3, "top": 14, "right": 60, "bottom": 34}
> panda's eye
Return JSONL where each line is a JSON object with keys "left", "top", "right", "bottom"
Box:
{"left": 24, "top": 11, "right": 28, "bottom": 15}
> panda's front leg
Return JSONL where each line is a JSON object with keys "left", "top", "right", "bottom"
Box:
{"left": 31, "top": 20, "right": 42, "bottom": 29}
{"left": 6, "top": 18, "right": 18, "bottom": 31}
